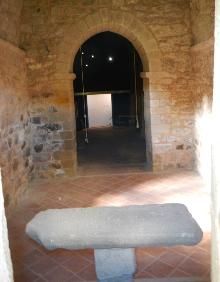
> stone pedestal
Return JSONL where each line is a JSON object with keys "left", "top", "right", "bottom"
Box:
{"left": 94, "top": 248, "right": 136, "bottom": 282}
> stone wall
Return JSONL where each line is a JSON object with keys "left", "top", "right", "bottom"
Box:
{"left": 0, "top": 0, "right": 33, "bottom": 210}
{"left": 0, "top": 0, "right": 23, "bottom": 45}
{"left": 20, "top": 0, "right": 195, "bottom": 174}
{"left": 20, "top": 0, "right": 194, "bottom": 175}
{"left": 0, "top": 39, "right": 33, "bottom": 209}
{"left": 190, "top": 0, "right": 215, "bottom": 44}
{"left": 190, "top": 0, "right": 214, "bottom": 110}
{"left": 190, "top": 0, "right": 214, "bottom": 175}
{"left": 191, "top": 39, "right": 214, "bottom": 112}
{"left": 190, "top": 0, "right": 214, "bottom": 109}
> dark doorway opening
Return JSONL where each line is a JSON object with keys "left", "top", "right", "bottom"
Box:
{"left": 73, "top": 31, "right": 147, "bottom": 173}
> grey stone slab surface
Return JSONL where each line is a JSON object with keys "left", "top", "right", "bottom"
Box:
{"left": 26, "top": 203, "right": 203, "bottom": 250}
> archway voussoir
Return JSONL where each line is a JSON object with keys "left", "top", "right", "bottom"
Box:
{"left": 99, "top": 8, "right": 112, "bottom": 24}
{"left": 149, "top": 58, "right": 162, "bottom": 72}
{"left": 114, "top": 25, "right": 125, "bottom": 35}
{"left": 108, "top": 23, "right": 119, "bottom": 32}
{"left": 73, "top": 21, "right": 90, "bottom": 42}
{"left": 93, "top": 25, "right": 105, "bottom": 35}
{"left": 111, "top": 10, "right": 124, "bottom": 26}
{"left": 122, "top": 27, "right": 137, "bottom": 42}
{"left": 139, "top": 51, "right": 150, "bottom": 71}
{"left": 100, "top": 23, "right": 110, "bottom": 32}
{"left": 90, "top": 10, "right": 101, "bottom": 26}
{"left": 61, "top": 9, "right": 161, "bottom": 78}
{"left": 84, "top": 13, "right": 100, "bottom": 30}
{"left": 120, "top": 12, "right": 136, "bottom": 28}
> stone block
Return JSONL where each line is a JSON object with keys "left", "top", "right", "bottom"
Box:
{"left": 150, "top": 100, "right": 160, "bottom": 107}
{"left": 153, "top": 144, "right": 172, "bottom": 154}
{"left": 30, "top": 117, "right": 41, "bottom": 124}
{"left": 64, "top": 167, "right": 77, "bottom": 177}
{"left": 33, "top": 152, "right": 51, "bottom": 162}
{"left": 94, "top": 248, "right": 136, "bottom": 282}
{"left": 43, "top": 123, "right": 62, "bottom": 131}
{"left": 63, "top": 121, "right": 74, "bottom": 130}
{"left": 26, "top": 204, "right": 203, "bottom": 250}
{"left": 63, "top": 139, "right": 74, "bottom": 150}
{"left": 61, "top": 159, "right": 75, "bottom": 168}
{"left": 60, "top": 131, "right": 74, "bottom": 139}
{"left": 151, "top": 124, "right": 170, "bottom": 134}
{"left": 34, "top": 144, "right": 44, "bottom": 153}
{"left": 53, "top": 150, "right": 74, "bottom": 160}
{"left": 176, "top": 144, "right": 184, "bottom": 150}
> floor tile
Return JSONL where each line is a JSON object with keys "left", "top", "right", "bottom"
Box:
{"left": 76, "top": 264, "right": 97, "bottom": 281}
{"left": 29, "top": 257, "right": 58, "bottom": 276}
{"left": 23, "top": 249, "right": 47, "bottom": 267}
{"left": 136, "top": 249, "right": 156, "bottom": 271}
{"left": 14, "top": 267, "right": 40, "bottom": 282}
{"left": 145, "top": 260, "right": 174, "bottom": 277}
{"left": 178, "top": 258, "right": 209, "bottom": 276}
{"left": 159, "top": 251, "right": 187, "bottom": 268}
{"left": 44, "top": 265, "right": 80, "bottom": 282}
{"left": 62, "top": 253, "right": 92, "bottom": 274}
{"left": 48, "top": 249, "right": 74, "bottom": 264}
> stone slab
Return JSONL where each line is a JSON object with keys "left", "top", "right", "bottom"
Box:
{"left": 26, "top": 203, "right": 203, "bottom": 250}
{"left": 94, "top": 248, "right": 136, "bottom": 281}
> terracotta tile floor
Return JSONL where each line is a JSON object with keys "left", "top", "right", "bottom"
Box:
{"left": 6, "top": 170, "right": 211, "bottom": 282}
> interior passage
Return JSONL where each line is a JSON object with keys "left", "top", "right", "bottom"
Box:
{"left": 74, "top": 32, "right": 148, "bottom": 174}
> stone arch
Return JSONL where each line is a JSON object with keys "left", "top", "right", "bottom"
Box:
{"left": 54, "top": 10, "right": 162, "bottom": 174}
{"left": 56, "top": 9, "right": 162, "bottom": 76}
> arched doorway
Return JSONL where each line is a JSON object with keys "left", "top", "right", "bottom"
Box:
{"left": 73, "top": 32, "right": 149, "bottom": 173}
{"left": 55, "top": 10, "right": 162, "bottom": 175}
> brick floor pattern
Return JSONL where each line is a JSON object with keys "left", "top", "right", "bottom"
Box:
{"left": 7, "top": 171, "right": 211, "bottom": 282}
